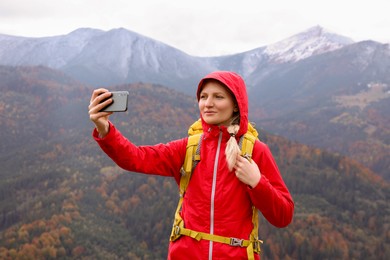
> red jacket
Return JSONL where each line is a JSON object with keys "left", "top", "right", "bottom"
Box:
{"left": 93, "top": 71, "right": 294, "bottom": 259}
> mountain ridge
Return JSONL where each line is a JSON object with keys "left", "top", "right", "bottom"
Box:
{"left": 0, "top": 25, "right": 358, "bottom": 91}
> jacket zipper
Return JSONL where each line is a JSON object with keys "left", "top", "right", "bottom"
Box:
{"left": 208, "top": 130, "right": 223, "bottom": 260}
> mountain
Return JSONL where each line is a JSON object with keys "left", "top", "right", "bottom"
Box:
{"left": 249, "top": 40, "right": 390, "bottom": 178}
{"left": 264, "top": 25, "right": 354, "bottom": 63}
{"left": 0, "top": 26, "right": 389, "bottom": 180}
{"left": 0, "top": 28, "right": 103, "bottom": 69}
{"left": 208, "top": 26, "right": 354, "bottom": 78}
{"left": 0, "top": 66, "right": 389, "bottom": 259}
{"left": 0, "top": 26, "right": 353, "bottom": 93}
{"left": 0, "top": 27, "right": 213, "bottom": 92}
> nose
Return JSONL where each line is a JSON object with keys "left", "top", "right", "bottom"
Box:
{"left": 205, "top": 97, "right": 213, "bottom": 107}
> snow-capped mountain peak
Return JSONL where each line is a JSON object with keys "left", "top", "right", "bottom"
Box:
{"left": 264, "top": 25, "right": 354, "bottom": 63}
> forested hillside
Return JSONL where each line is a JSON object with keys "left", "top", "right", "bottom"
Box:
{"left": 0, "top": 66, "right": 389, "bottom": 259}
{"left": 248, "top": 41, "right": 390, "bottom": 180}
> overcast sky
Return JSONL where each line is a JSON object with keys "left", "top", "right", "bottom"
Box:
{"left": 0, "top": 0, "right": 389, "bottom": 56}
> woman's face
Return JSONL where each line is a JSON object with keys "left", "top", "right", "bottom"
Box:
{"left": 198, "top": 80, "right": 237, "bottom": 126}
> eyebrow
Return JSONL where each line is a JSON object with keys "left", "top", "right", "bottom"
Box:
{"left": 200, "top": 91, "right": 226, "bottom": 95}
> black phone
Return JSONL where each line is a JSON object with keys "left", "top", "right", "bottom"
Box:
{"left": 100, "top": 91, "right": 129, "bottom": 112}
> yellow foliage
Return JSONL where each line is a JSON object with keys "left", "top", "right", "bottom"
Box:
{"left": 17, "top": 229, "right": 29, "bottom": 242}
{"left": 19, "top": 243, "right": 38, "bottom": 258}
{"left": 8, "top": 249, "right": 17, "bottom": 258}
{"left": 41, "top": 246, "right": 57, "bottom": 259}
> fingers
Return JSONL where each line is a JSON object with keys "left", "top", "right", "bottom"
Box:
{"left": 233, "top": 156, "right": 246, "bottom": 177}
{"left": 88, "top": 99, "right": 112, "bottom": 116}
{"left": 89, "top": 89, "right": 111, "bottom": 113}
{"left": 89, "top": 89, "right": 111, "bottom": 109}
{"left": 233, "top": 154, "right": 261, "bottom": 188}
{"left": 88, "top": 88, "right": 113, "bottom": 123}
{"left": 90, "top": 88, "right": 109, "bottom": 104}
{"left": 234, "top": 155, "right": 247, "bottom": 168}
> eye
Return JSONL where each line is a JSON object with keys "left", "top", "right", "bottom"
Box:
{"left": 200, "top": 94, "right": 207, "bottom": 99}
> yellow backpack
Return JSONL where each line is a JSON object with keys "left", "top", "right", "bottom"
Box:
{"left": 170, "top": 119, "right": 263, "bottom": 260}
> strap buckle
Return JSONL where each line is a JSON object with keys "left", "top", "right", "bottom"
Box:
{"left": 230, "top": 237, "right": 244, "bottom": 247}
{"left": 242, "top": 153, "right": 252, "bottom": 162}
{"left": 180, "top": 167, "right": 186, "bottom": 176}
{"left": 253, "top": 239, "right": 263, "bottom": 253}
{"left": 170, "top": 225, "right": 182, "bottom": 242}
{"left": 174, "top": 225, "right": 181, "bottom": 235}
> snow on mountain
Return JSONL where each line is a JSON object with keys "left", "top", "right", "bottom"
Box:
{"left": 264, "top": 25, "right": 354, "bottom": 63}
{"left": 65, "top": 27, "right": 210, "bottom": 79}
{"left": 203, "top": 26, "right": 356, "bottom": 81}
{"left": 54, "top": 28, "right": 216, "bottom": 90}
{"left": 64, "top": 28, "right": 156, "bottom": 79}
{"left": 0, "top": 27, "right": 215, "bottom": 90}
{"left": 0, "top": 25, "right": 359, "bottom": 90}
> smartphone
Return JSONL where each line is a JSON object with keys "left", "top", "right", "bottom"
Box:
{"left": 100, "top": 91, "right": 129, "bottom": 112}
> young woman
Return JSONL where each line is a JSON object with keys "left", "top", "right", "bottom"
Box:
{"left": 88, "top": 71, "right": 294, "bottom": 259}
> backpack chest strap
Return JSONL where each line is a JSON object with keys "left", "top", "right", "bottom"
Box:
{"left": 172, "top": 225, "right": 262, "bottom": 260}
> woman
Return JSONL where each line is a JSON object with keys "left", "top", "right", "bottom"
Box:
{"left": 88, "top": 71, "right": 294, "bottom": 259}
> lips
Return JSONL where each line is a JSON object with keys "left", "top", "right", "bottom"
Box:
{"left": 204, "top": 111, "right": 216, "bottom": 115}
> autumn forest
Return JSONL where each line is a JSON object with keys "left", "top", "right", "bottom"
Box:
{"left": 0, "top": 66, "right": 389, "bottom": 259}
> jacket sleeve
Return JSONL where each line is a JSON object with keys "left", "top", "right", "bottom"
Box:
{"left": 248, "top": 140, "right": 294, "bottom": 228}
{"left": 92, "top": 121, "right": 186, "bottom": 184}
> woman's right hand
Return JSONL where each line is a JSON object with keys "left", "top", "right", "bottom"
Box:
{"left": 88, "top": 88, "right": 113, "bottom": 138}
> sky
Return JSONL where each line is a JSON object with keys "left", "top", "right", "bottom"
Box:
{"left": 0, "top": 0, "right": 389, "bottom": 56}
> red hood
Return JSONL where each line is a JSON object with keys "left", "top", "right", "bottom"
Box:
{"left": 197, "top": 71, "right": 249, "bottom": 136}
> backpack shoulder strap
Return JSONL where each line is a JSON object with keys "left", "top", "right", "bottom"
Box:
{"left": 180, "top": 133, "right": 202, "bottom": 196}
{"left": 239, "top": 122, "right": 259, "bottom": 160}
{"left": 188, "top": 119, "right": 203, "bottom": 135}
{"left": 241, "top": 122, "right": 262, "bottom": 254}
{"left": 171, "top": 121, "right": 203, "bottom": 242}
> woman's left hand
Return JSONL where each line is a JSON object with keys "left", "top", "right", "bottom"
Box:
{"left": 234, "top": 155, "right": 261, "bottom": 188}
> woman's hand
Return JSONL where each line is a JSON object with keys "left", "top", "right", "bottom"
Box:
{"left": 234, "top": 155, "right": 261, "bottom": 188}
{"left": 88, "top": 88, "right": 113, "bottom": 138}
